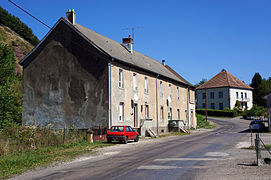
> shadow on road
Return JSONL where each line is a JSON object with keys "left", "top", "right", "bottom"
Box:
{"left": 237, "top": 163, "right": 258, "bottom": 167}
{"left": 239, "top": 128, "right": 269, "bottom": 133}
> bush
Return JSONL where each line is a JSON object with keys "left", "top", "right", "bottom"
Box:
{"left": 196, "top": 114, "right": 215, "bottom": 129}
{"left": 0, "top": 43, "right": 22, "bottom": 128}
{"left": 0, "top": 124, "right": 86, "bottom": 156}
{"left": 242, "top": 104, "right": 267, "bottom": 119}
{"left": 196, "top": 109, "right": 238, "bottom": 117}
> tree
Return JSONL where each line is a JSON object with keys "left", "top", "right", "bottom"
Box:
{"left": 0, "top": 43, "right": 22, "bottom": 128}
{"left": 0, "top": 43, "right": 16, "bottom": 85}
{"left": 195, "top": 78, "right": 207, "bottom": 87}
{"left": 234, "top": 100, "right": 242, "bottom": 113}
{"left": 250, "top": 73, "right": 262, "bottom": 106}
{"left": 0, "top": 6, "right": 39, "bottom": 46}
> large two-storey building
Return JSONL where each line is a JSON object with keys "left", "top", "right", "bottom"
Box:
{"left": 20, "top": 10, "right": 196, "bottom": 139}
{"left": 196, "top": 70, "right": 253, "bottom": 110}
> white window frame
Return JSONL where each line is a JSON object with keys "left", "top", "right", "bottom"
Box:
{"left": 160, "top": 81, "right": 163, "bottom": 97}
{"left": 119, "top": 102, "right": 124, "bottom": 122}
{"left": 169, "top": 84, "right": 172, "bottom": 98}
{"left": 160, "top": 106, "right": 164, "bottom": 122}
{"left": 144, "top": 77, "right": 148, "bottom": 94}
{"left": 177, "top": 87, "right": 180, "bottom": 100}
{"left": 119, "top": 69, "right": 123, "bottom": 88}
{"left": 145, "top": 104, "right": 149, "bottom": 119}
{"left": 133, "top": 73, "right": 137, "bottom": 91}
{"left": 177, "top": 109, "right": 180, "bottom": 120}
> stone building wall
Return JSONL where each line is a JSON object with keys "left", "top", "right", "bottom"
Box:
{"left": 22, "top": 21, "right": 109, "bottom": 129}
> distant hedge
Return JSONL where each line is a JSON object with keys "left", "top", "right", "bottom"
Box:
{"left": 196, "top": 109, "right": 238, "bottom": 117}
{"left": 0, "top": 6, "right": 39, "bottom": 46}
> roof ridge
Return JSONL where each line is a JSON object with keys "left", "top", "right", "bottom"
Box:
{"left": 225, "top": 71, "right": 230, "bottom": 86}
{"left": 75, "top": 23, "right": 164, "bottom": 67}
{"left": 196, "top": 70, "right": 253, "bottom": 90}
{"left": 196, "top": 72, "right": 221, "bottom": 89}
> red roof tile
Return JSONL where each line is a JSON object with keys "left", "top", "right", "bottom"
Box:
{"left": 196, "top": 70, "right": 253, "bottom": 90}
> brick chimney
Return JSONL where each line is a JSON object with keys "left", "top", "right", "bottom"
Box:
{"left": 66, "top": 9, "right": 76, "bottom": 24}
{"left": 122, "top": 35, "right": 133, "bottom": 54}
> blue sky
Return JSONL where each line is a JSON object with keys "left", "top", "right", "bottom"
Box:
{"left": 1, "top": 0, "right": 270, "bottom": 85}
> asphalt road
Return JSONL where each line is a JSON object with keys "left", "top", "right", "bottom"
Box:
{"left": 11, "top": 118, "right": 249, "bottom": 180}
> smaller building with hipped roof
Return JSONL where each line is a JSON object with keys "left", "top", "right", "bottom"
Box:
{"left": 196, "top": 70, "right": 253, "bottom": 110}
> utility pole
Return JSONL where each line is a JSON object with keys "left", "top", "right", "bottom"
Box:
{"left": 205, "top": 88, "right": 208, "bottom": 121}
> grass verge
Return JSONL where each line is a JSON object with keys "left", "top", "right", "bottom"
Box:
{"left": 196, "top": 114, "right": 216, "bottom": 129}
{"left": 158, "top": 132, "right": 189, "bottom": 138}
{"left": 0, "top": 141, "right": 114, "bottom": 179}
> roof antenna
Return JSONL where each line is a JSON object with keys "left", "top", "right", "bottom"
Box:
{"left": 122, "top": 26, "right": 141, "bottom": 44}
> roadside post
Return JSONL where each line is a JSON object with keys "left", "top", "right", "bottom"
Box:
{"left": 205, "top": 88, "right": 207, "bottom": 121}
{"left": 250, "top": 127, "right": 253, "bottom": 147}
{"left": 255, "top": 133, "right": 261, "bottom": 166}
{"left": 87, "top": 129, "right": 94, "bottom": 143}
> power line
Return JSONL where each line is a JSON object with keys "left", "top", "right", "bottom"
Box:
{"left": 7, "top": 0, "right": 51, "bottom": 29}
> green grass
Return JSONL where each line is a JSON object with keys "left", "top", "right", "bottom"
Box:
{"left": 158, "top": 132, "right": 189, "bottom": 138}
{"left": 0, "top": 141, "right": 114, "bottom": 179}
{"left": 196, "top": 114, "right": 216, "bottom": 129}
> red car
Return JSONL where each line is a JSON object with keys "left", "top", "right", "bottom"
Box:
{"left": 107, "top": 126, "right": 139, "bottom": 144}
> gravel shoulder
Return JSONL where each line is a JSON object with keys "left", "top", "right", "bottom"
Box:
{"left": 194, "top": 117, "right": 271, "bottom": 180}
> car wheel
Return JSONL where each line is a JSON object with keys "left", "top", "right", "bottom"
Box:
{"left": 124, "top": 136, "right": 128, "bottom": 144}
{"left": 134, "top": 135, "right": 139, "bottom": 142}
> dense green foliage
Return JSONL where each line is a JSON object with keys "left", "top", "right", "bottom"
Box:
{"left": 196, "top": 114, "right": 215, "bottom": 129}
{"left": 250, "top": 73, "right": 271, "bottom": 107}
{"left": 0, "top": 6, "right": 39, "bottom": 46}
{"left": 0, "top": 43, "right": 22, "bottom": 128}
{"left": 242, "top": 104, "right": 267, "bottom": 118}
{"left": 196, "top": 109, "right": 238, "bottom": 117}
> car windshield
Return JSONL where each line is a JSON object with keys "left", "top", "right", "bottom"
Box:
{"left": 110, "top": 126, "right": 124, "bottom": 132}
{"left": 250, "top": 121, "right": 261, "bottom": 125}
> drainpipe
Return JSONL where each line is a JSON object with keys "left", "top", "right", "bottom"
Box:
{"left": 156, "top": 74, "right": 159, "bottom": 135}
{"left": 187, "top": 87, "right": 190, "bottom": 129}
{"left": 109, "top": 58, "right": 114, "bottom": 128}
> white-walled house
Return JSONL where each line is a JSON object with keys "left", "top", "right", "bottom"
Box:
{"left": 264, "top": 92, "right": 271, "bottom": 131}
{"left": 196, "top": 70, "right": 253, "bottom": 110}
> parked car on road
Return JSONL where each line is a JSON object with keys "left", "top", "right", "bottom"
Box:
{"left": 249, "top": 120, "right": 265, "bottom": 132}
{"left": 107, "top": 126, "right": 139, "bottom": 144}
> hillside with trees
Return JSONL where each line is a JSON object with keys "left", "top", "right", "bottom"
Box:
{"left": 0, "top": 6, "right": 39, "bottom": 46}
{"left": 0, "top": 7, "right": 37, "bottom": 128}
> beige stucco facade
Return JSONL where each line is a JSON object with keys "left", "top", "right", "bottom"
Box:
{"left": 109, "top": 62, "right": 196, "bottom": 136}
